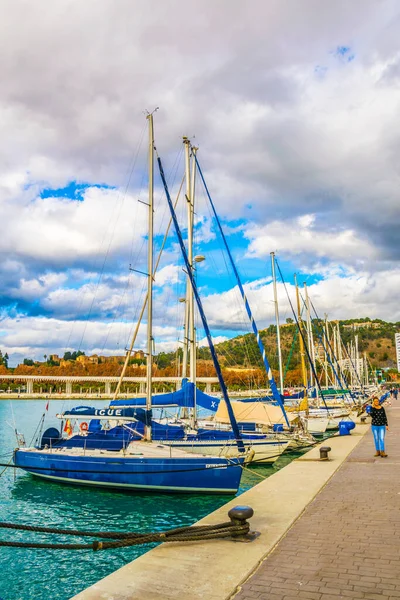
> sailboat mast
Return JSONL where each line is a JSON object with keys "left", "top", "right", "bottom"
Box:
{"left": 294, "top": 274, "right": 308, "bottom": 396}
{"left": 303, "top": 282, "right": 315, "bottom": 387}
{"left": 181, "top": 139, "right": 190, "bottom": 381}
{"left": 145, "top": 113, "right": 155, "bottom": 442}
{"left": 189, "top": 146, "right": 197, "bottom": 394}
{"left": 324, "top": 315, "right": 329, "bottom": 388}
{"left": 181, "top": 289, "right": 189, "bottom": 378}
{"left": 271, "top": 252, "right": 284, "bottom": 394}
{"left": 183, "top": 137, "right": 197, "bottom": 426}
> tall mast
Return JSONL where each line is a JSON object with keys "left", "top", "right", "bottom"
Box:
{"left": 324, "top": 315, "right": 329, "bottom": 388}
{"left": 271, "top": 252, "right": 284, "bottom": 394}
{"left": 145, "top": 112, "right": 155, "bottom": 442}
{"left": 303, "top": 282, "right": 315, "bottom": 387}
{"left": 181, "top": 289, "right": 189, "bottom": 379}
{"left": 183, "top": 137, "right": 197, "bottom": 427}
{"left": 355, "top": 334, "right": 359, "bottom": 382}
{"left": 189, "top": 146, "right": 197, "bottom": 390}
{"left": 304, "top": 282, "right": 317, "bottom": 395}
{"left": 294, "top": 274, "right": 308, "bottom": 409}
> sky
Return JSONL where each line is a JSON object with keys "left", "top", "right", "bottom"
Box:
{"left": 1, "top": 0, "right": 400, "bottom": 366}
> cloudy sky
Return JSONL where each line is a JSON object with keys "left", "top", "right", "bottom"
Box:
{"left": 1, "top": 0, "right": 400, "bottom": 365}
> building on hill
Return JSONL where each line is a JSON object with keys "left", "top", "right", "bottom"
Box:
{"left": 342, "top": 322, "right": 379, "bottom": 330}
{"left": 49, "top": 354, "right": 60, "bottom": 362}
{"left": 100, "top": 355, "right": 122, "bottom": 364}
{"left": 76, "top": 355, "right": 100, "bottom": 365}
{"left": 102, "top": 355, "right": 123, "bottom": 364}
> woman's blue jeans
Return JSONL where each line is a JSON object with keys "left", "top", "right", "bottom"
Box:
{"left": 371, "top": 425, "right": 386, "bottom": 451}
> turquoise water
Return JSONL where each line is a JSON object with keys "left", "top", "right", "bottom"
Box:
{"left": 0, "top": 400, "right": 302, "bottom": 600}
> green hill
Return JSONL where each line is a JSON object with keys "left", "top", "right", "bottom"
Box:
{"left": 159, "top": 317, "right": 400, "bottom": 375}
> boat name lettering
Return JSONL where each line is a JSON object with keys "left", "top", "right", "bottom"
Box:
{"left": 205, "top": 464, "right": 227, "bottom": 469}
{"left": 94, "top": 409, "right": 122, "bottom": 417}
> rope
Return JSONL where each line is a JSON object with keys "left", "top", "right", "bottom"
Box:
{"left": 0, "top": 520, "right": 250, "bottom": 551}
{"left": 0, "top": 456, "right": 13, "bottom": 477}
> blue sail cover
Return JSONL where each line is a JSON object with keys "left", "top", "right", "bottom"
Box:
{"left": 109, "top": 381, "right": 220, "bottom": 412}
{"left": 63, "top": 406, "right": 151, "bottom": 422}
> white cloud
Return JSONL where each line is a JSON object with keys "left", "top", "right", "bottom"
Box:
{"left": 0, "top": 0, "right": 399, "bottom": 363}
{"left": 245, "top": 214, "right": 379, "bottom": 269}
{"left": 198, "top": 335, "right": 229, "bottom": 347}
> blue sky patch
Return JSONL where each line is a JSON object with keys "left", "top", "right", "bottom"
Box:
{"left": 40, "top": 181, "right": 115, "bottom": 201}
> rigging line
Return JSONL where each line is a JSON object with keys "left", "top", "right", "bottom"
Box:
{"left": 308, "top": 299, "right": 360, "bottom": 401}
{"left": 78, "top": 126, "right": 149, "bottom": 352}
{"left": 283, "top": 327, "right": 299, "bottom": 383}
{"left": 298, "top": 290, "right": 344, "bottom": 392}
{"left": 66, "top": 123, "right": 147, "bottom": 354}
{"left": 100, "top": 273, "right": 139, "bottom": 354}
{"left": 274, "top": 260, "right": 332, "bottom": 415}
{"left": 111, "top": 178, "right": 185, "bottom": 400}
{"left": 157, "top": 152, "right": 245, "bottom": 453}
{"left": 336, "top": 324, "right": 366, "bottom": 393}
{"left": 195, "top": 155, "right": 289, "bottom": 427}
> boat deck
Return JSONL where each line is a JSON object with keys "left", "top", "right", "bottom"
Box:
{"left": 20, "top": 441, "right": 209, "bottom": 459}
{"left": 235, "top": 406, "right": 400, "bottom": 600}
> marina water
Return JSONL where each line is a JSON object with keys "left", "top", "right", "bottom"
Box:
{"left": 0, "top": 399, "right": 301, "bottom": 600}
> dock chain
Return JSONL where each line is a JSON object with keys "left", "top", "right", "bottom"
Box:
{"left": 0, "top": 505, "right": 255, "bottom": 551}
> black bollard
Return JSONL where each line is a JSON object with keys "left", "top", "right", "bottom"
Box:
{"left": 360, "top": 416, "right": 367, "bottom": 423}
{"left": 319, "top": 446, "right": 331, "bottom": 461}
{"left": 228, "top": 506, "right": 258, "bottom": 542}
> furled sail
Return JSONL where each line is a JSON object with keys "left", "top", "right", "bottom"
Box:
{"left": 109, "top": 381, "right": 220, "bottom": 412}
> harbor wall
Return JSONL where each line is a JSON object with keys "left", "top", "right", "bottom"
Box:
{"left": 72, "top": 422, "right": 369, "bottom": 600}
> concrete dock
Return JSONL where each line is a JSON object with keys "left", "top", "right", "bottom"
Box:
{"left": 72, "top": 417, "right": 382, "bottom": 600}
{"left": 234, "top": 407, "right": 400, "bottom": 600}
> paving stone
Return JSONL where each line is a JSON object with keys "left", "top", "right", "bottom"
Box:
{"left": 233, "top": 407, "right": 400, "bottom": 600}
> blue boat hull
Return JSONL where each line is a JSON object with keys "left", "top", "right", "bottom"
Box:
{"left": 13, "top": 450, "right": 243, "bottom": 494}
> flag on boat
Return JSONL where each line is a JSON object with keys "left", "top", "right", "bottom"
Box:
{"left": 63, "top": 419, "right": 73, "bottom": 436}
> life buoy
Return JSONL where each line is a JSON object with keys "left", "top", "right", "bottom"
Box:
{"left": 80, "top": 422, "right": 89, "bottom": 432}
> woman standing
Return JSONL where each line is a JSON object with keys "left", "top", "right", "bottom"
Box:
{"left": 369, "top": 397, "right": 389, "bottom": 457}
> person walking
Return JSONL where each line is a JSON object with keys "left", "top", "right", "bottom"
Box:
{"left": 369, "top": 397, "right": 389, "bottom": 457}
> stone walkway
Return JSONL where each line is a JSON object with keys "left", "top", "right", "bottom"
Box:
{"left": 233, "top": 407, "right": 400, "bottom": 600}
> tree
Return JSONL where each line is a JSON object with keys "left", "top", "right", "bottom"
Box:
{"left": 23, "top": 358, "right": 35, "bottom": 366}
{"left": 63, "top": 350, "right": 85, "bottom": 361}
{"left": 286, "top": 317, "right": 294, "bottom": 324}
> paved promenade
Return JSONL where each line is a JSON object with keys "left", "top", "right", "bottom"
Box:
{"left": 234, "top": 407, "right": 400, "bottom": 600}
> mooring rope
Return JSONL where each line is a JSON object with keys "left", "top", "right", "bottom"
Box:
{"left": 0, "top": 517, "right": 251, "bottom": 551}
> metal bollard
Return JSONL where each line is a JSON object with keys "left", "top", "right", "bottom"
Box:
{"left": 360, "top": 416, "right": 367, "bottom": 423}
{"left": 228, "top": 505, "right": 258, "bottom": 542}
{"left": 319, "top": 446, "right": 331, "bottom": 461}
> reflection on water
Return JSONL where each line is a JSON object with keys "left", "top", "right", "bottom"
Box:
{"left": 0, "top": 399, "right": 305, "bottom": 600}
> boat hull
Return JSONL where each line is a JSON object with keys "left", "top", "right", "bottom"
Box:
{"left": 303, "top": 417, "right": 330, "bottom": 434}
{"left": 160, "top": 438, "right": 290, "bottom": 464}
{"left": 13, "top": 449, "right": 243, "bottom": 494}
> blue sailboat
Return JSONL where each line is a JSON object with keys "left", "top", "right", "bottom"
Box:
{"left": 13, "top": 114, "right": 246, "bottom": 494}
{"left": 52, "top": 381, "right": 291, "bottom": 463}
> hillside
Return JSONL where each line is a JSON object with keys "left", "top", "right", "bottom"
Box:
{"left": 1, "top": 317, "right": 399, "bottom": 389}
